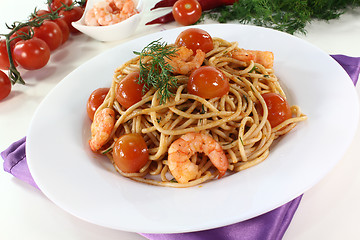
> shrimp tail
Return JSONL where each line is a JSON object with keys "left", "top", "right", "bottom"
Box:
{"left": 232, "top": 48, "right": 274, "bottom": 68}
{"left": 89, "top": 108, "right": 115, "bottom": 152}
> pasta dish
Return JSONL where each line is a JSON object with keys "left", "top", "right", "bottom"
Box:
{"left": 87, "top": 28, "right": 307, "bottom": 188}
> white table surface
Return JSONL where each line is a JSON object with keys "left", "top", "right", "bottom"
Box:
{"left": 1, "top": 1, "right": 359, "bottom": 239}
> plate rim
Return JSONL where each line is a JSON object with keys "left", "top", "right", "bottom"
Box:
{"left": 26, "top": 23, "right": 360, "bottom": 233}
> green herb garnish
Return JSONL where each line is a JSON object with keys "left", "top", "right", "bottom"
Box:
{"left": 170, "top": 178, "right": 178, "bottom": 183}
{"left": 102, "top": 147, "right": 113, "bottom": 154}
{"left": 200, "top": 104, "right": 206, "bottom": 114}
{"left": 201, "top": 0, "right": 360, "bottom": 35}
{"left": 239, "top": 136, "right": 244, "bottom": 146}
{"left": 133, "top": 39, "right": 178, "bottom": 104}
{"left": 243, "top": 94, "right": 248, "bottom": 104}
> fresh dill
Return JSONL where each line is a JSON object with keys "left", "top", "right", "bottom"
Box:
{"left": 102, "top": 148, "right": 113, "bottom": 154}
{"left": 242, "top": 94, "right": 248, "bottom": 104}
{"left": 200, "top": 104, "right": 206, "bottom": 114}
{"left": 133, "top": 39, "right": 179, "bottom": 104}
{"left": 200, "top": 0, "right": 360, "bottom": 35}
{"left": 170, "top": 178, "right": 178, "bottom": 183}
{"left": 239, "top": 136, "right": 244, "bottom": 146}
{"left": 250, "top": 66, "right": 261, "bottom": 74}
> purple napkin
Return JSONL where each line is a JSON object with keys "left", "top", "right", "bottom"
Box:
{"left": 2, "top": 55, "right": 360, "bottom": 240}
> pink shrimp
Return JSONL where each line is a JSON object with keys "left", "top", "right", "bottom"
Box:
{"left": 168, "top": 132, "right": 228, "bottom": 184}
{"left": 85, "top": 8, "right": 100, "bottom": 26}
{"left": 89, "top": 108, "right": 115, "bottom": 152}
{"left": 87, "top": 0, "right": 138, "bottom": 26}
{"left": 115, "top": 0, "right": 137, "bottom": 19}
{"left": 165, "top": 46, "right": 205, "bottom": 75}
{"left": 231, "top": 48, "right": 274, "bottom": 68}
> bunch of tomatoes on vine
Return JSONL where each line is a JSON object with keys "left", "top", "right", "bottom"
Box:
{"left": 0, "top": 0, "right": 87, "bottom": 101}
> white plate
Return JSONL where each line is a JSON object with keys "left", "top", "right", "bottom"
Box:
{"left": 26, "top": 24, "right": 359, "bottom": 233}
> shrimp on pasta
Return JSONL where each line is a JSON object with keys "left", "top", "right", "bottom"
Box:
{"left": 165, "top": 46, "right": 206, "bottom": 75}
{"left": 231, "top": 48, "right": 274, "bottom": 68}
{"left": 168, "top": 132, "right": 228, "bottom": 184}
{"left": 87, "top": 28, "right": 307, "bottom": 188}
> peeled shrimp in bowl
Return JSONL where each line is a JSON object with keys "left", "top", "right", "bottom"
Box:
{"left": 72, "top": 0, "right": 143, "bottom": 42}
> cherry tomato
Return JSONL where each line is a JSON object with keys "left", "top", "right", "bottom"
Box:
{"left": 33, "top": 10, "right": 70, "bottom": 44}
{"left": 13, "top": 37, "right": 50, "bottom": 70}
{"left": 261, "top": 92, "right": 292, "bottom": 128}
{"left": 34, "top": 9, "right": 51, "bottom": 17}
{"left": 52, "top": 17, "right": 70, "bottom": 44}
{"left": 33, "top": 20, "right": 63, "bottom": 51}
{"left": 112, "top": 133, "right": 149, "bottom": 173}
{"left": 0, "top": 70, "right": 11, "bottom": 100}
{"left": 115, "top": 71, "right": 147, "bottom": 109}
{"left": 87, "top": 87, "right": 110, "bottom": 121}
{"left": 172, "top": 0, "right": 202, "bottom": 26}
{"left": 48, "top": 0, "right": 73, "bottom": 12}
{"left": 0, "top": 39, "right": 17, "bottom": 70}
{"left": 9, "top": 26, "right": 31, "bottom": 45}
{"left": 175, "top": 28, "right": 214, "bottom": 54}
{"left": 188, "top": 66, "right": 229, "bottom": 99}
{"left": 59, "top": 6, "right": 84, "bottom": 33}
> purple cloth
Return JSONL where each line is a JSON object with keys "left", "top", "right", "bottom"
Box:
{"left": 2, "top": 55, "right": 360, "bottom": 240}
{"left": 1, "top": 136, "right": 38, "bottom": 188}
{"left": 142, "top": 196, "right": 302, "bottom": 240}
{"left": 332, "top": 55, "right": 360, "bottom": 86}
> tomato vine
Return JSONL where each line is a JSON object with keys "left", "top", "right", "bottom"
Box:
{"left": 0, "top": 0, "right": 86, "bottom": 85}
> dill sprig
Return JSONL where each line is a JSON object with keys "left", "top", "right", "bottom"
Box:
{"left": 133, "top": 39, "right": 178, "bottom": 104}
{"left": 201, "top": 0, "right": 360, "bottom": 35}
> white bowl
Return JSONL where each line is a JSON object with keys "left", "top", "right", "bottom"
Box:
{"left": 72, "top": 0, "right": 143, "bottom": 42}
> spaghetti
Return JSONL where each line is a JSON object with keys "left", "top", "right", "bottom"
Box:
{"left": 90, "top": 35, "right": 307, "bottom": 188}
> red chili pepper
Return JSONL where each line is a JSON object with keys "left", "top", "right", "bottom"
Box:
{"left": 147, "top": 0, "right": 238, "bottom": 25}
{"left": 146, "top": 12, "right": 175, "bottom": 25}
{"left": 150, "top": 0, "right": 177, "bottom": 10}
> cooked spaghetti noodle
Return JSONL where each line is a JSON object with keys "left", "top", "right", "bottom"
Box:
{"left": 91, "top": 36, "right": 307, "bottom": 188}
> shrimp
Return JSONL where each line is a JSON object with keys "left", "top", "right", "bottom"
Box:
{"left": 89, "top": 108, "right": 115, "bottom": 152}
{"left": 165, "top": 46, "right": 205, "bottom": 75}
{"left": 93, "top": 1, "right": 122, "bottom": 26}
{"left": 168, "top": 132, "right": 229, "bottom": 184}
{"left": 85, "top": 8, "right": 100, "bottom": 26}
{"left": 231, "top": 48, "right": 274, "bottom": 68}
{"left": 91, "top": 0, "right": 137, "bottom": 26}
{"left": 114, "top": 0, "right": 137, "bottom": 19}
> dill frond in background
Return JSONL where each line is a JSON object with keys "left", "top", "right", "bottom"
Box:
{"left": 202, "top": 0, "right": 360, "bottom": 34}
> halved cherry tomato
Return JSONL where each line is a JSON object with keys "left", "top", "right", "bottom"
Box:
{"left": 0, "top": 70, "right": 11, "bottom": 100}
{"left": 112, "top": 133, "right": 149, "bottom": 173}
{"left": 175, "top": 28, "right": 214, "bottom": 54}
{"left": 115, "top": 71, "right": 147, "bottom": 109}
{"left": 172, "top": 0, "right": 202, "bottom": 26}
{"left": 33, "top": 20, "right": 63, "bottom": 51}
{"left": 188, "top": 66, "right": 229, "bottom": 99}
{"left": 13, "top": 37, "right": 50, "bottom": 70}
{"left": 261, "top": 92, "right": 292, "bottom": 128}
{"left": 87, "top": 87, "right": 110, "bottom": 121}
{"left": 59, "top": 6, "right": 84, "bottom": 33}
{"left": 0, "top": 39, "right": 17, "bottom": 70}
{"left": 48, "top": 0, "right": 73, "bottom": 12}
